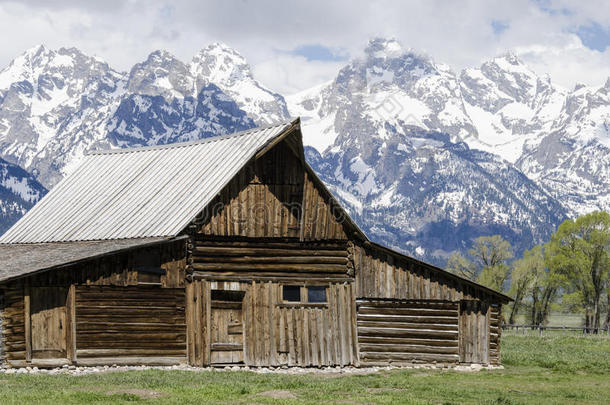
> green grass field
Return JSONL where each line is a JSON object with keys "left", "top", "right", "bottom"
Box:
{"left": 1, "top": 333, "right": 609, "bottom": 404}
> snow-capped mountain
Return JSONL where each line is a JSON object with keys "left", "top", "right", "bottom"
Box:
{"left": 190, "top": 43, "right": 289, "bottom": 125}
{"left": 1, "top": 38, "right": 609, "bottom": 264}
{"left": 0, "top": 157, "right": 46, "bottom": 234}
{"left": 0, "top": 44, "right": 288, "bottom": 187}
{"left": 289, "top": 38, "right": 570, "bottom": 261}
{"left": 517, "top": 80, "right": 610, "bottom": 214}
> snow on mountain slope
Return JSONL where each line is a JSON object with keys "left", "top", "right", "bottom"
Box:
{"left": 290, "top": 38, "right": 572, "bottom": 263}
{"left": 1, "top": 39, "right": 608, "bottom": 265}
{"left": 190, "top": 43, "right": 290, "bottom": 125}
{"left": 0, "top": 157, "right": 46, "bottom": 235}
{"left": 0, "top": 44, "right": 271, "bottom": 187}
{"left": 517, "top": 79, "right": 610, "bottom": 214}
{"left": 459, "top": 53, "right": 567, "bottom": 162}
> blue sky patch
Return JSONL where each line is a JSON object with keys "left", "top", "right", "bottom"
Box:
{"left": 532, "top": 0, "right": 573, "bottom": 17}
{"left": 574, "top": 21, "right": 610, "bottom": 52}
{"left": 290, "top": 44, "right": 349, "bottom": 62}
{"left": 491, "top": 20, "right": 509, "bottom": 35}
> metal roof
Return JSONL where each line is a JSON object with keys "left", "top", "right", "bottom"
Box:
{"left": 0, "top": 120, "right": 296, "bottom": 243}
{"left": 0, "top": 237, "right": 179, "bottom": 283}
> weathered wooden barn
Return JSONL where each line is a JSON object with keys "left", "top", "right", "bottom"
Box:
{"left": 0, "top": 118, "right": 510, "bottom": 368}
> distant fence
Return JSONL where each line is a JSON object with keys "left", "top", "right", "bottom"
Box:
{"left": 502, "top": 323, "right": 610, "bottom": 336}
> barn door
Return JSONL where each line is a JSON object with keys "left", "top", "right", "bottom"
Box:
{"left": 210, "top": 290, "right": 245, "bottom": 364}
{"left": 459, "top": 300, "right": 489, "bottom": 364}
{"left": 30, "top": 287, "right": 68, "bottom": 359}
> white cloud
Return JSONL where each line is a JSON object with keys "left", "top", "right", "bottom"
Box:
{"left": 253, "top": 55, "right": 344, "bottom": 95}
{"left": 0, "top": 0, "right": 608, "bottom": 93}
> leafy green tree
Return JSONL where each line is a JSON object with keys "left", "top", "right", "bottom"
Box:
{"left": 446, "top": 252, "right": 477, "bottom": 281}
{"left": 447, "top": 235, "right": 513, "bottom": 292}
{"left": 508, "top": 247, "right": 538, "bottom": 324}
{"left": 547, "top": 211, "right": 610, "bottom": 331}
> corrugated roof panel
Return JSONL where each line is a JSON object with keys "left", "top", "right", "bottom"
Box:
{"left": 0, "top": 121, "right": 295, "bottom": 243}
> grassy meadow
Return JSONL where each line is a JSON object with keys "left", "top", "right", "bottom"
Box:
{"left": 0, "top": 333, "right": 609, "bottom": 404}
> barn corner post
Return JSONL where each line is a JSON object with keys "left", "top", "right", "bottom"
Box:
{"left": 0, "top": 288, "right": 4, "bottom": 368}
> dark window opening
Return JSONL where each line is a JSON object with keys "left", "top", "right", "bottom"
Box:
{"left": 283, "top": 285, "right": 301, "bottom": 302}
{"left": 307, "top": 286, "right": 327, "bottom": 303}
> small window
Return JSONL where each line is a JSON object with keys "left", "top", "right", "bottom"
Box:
{"left": 283, "top": 285, "right": 301, "bottom": 302}
{"left": 307, "top": 286, "right": 327, "bottom": 303}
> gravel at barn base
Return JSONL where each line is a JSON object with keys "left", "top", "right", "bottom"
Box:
{"left": 0, "top": 363, "right": 503, "bottom": 376}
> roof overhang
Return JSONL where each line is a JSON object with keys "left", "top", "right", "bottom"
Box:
{"left": 0, "top": 236, "right": 188, "bottom": 284}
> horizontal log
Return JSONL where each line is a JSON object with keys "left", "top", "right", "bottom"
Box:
{"left": 192, "top": 263, "right": 347, "bottom": 273}
{"left": 76, "top": 316, "right": 186, "bottom": 324}
{"left": 76, "top": 341, "right": 187, "bottom": 349}
{"left": 194, "top": 238, "right": 347, "bottom": 249}
{"left": 76, "top": 295, "right": 184, "bottom": 304}
{"left": 360, "top": 352, "right": 459, "bottom": 362}
{"left": 211, "top": 343, "right": 243, "bottom": 351}
{"left": 357, "top": 321, "right": 457, "bottom": 331}
{"left": 9, "top": 359, "right": 71, "bottom": 368}
{"left": 76, "top": 356, "right": 186, "bottom": 367}
{"left": 357, "top": 301, "right": 458, "bottom": 309}
{"left": 77, "top": 332, "right": 186, "bottom": 340}
{"left": 358, "top": 308, "right": 458, "bottom": 317}
{"left": 359, "top": 344, "right": 459, "bottom": 355}
{"left": 211, "top": 301, "right": 242, "bottom": 309}
{"left": 358, "top": 336, "right": 458, "bottom": 347}
{"left": 193, "top": 247, "right": 347, "bottom": 257}
{"left": 76, "top": 322, "right": 186, "bottom": 332}
{"left": 77, "top": 329, "right": 186, "bottom": 338}
{"left": 194, "top": 256, "right": 348, "bottom": 264}
{"left": 358, "top": 327, "right": 457, "bottom": 339}
{"left": 4, "top": 342, "right": 26, "bottom": 351}
{"left": 76, "top": 299, "right": 185, "bottom": 307}
{"left": 77, "top": 307, "right": 184, "bottom": 315}
{"left": 5, "top": 351, "right": 26, "bottom": 360}
{"left": 77, "top": 349, "right": 187, "bottom": 358}
{"left": 192, "top": 272, "right": 351, "bottom": 282}
{"left": 357, "top": 314, "right": 458, "bottom": 324}
{"left": 76, "top": 292, "right": 185, "bottom": 303}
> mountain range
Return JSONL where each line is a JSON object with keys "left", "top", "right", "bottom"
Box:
{"left": 0, "top": 38, "right": 608, "bottom": 265}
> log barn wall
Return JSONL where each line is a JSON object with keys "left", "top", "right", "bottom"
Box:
{"left": 0, "top": 290, "right": 3, "bottom": 367}
{"left": 356, "top": 300, "right": 459, "bottom": 366}
{"left": 489, "top": 304, "right": 502, "bottom": 365}
{"left": 0, "top": 239, "right": 187, "bottom": 367}
{"left": 75, "top": 286, "right": 186, "bottom": 366}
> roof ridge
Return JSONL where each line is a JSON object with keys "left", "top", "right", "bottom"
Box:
{"left": 88, "top": 119, "right": 295, "bottom": 156}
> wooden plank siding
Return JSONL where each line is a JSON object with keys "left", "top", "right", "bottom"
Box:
{"left": 186, "top": 279, "right": 357, "bottom": 367}
{"left": 353, "top": 243, "right": 501, "bottom": 303}
{"left": 356, "top": 300, "right": 460, "bottom": 366}
{"left": 194, "top": 138, "right": 348, "bottom": 241}
{"left": 458, "top": 300, "right": 490, "bottom": 364}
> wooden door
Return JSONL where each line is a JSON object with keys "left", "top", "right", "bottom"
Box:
{"left": 459, "top": 300, "right": 489, "bottom": 364}
{"left": 30, "top": 287, "right": 68, "bottom": 359}
{"left": 210, "top": 290, "right": 245, "bottom": 364}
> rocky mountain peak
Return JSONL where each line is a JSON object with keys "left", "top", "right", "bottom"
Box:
{"left": 190, "top": 42, "right": 251, "bottom": 88}
{"left": 365, "top": 37, "right": 404, "bottom": 59}
{"left": 127, "top": 50, "right": 193, "bottom": 99}
{"left": 190, "top": 42, "right": 289, "bottom": 125}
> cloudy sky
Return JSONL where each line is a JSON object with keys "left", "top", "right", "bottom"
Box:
{"left": 0, "top": 0, "right": 608, "bottom": 94}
